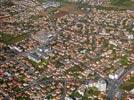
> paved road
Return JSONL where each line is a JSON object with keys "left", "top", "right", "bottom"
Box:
{"left": 107, "top": 67, "right": 134, "bottom": 100}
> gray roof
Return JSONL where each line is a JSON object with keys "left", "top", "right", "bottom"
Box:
{"left": 29, "top": 52, "right": 41, "bottom": 61}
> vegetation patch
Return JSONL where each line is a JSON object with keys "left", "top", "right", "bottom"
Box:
{"left": 120, "top": 77, "right": 134, "bottom": 91}
{"left": 26, "top": 58, "right": 48, "bottom": 71}
{"left": 110, "top": 0, "right": 134, "bottom": 8}
{"left": 70, "top": 87, "right": 100, "bottom": 99}
{"left": 0, "top": 32, "right": 28, "bottom": 45}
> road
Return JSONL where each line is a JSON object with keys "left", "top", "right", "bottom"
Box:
{"left": 107, "top": 67, "right": 134, "bottom": 100}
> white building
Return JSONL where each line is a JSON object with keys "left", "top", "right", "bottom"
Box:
{"left": 37, "top": 45, "right": 51, "bottom": 54}
{"left": 67, "top": 0, "right": 108, "bottom": 5}
{"left": 127, "top": 34, "right": 134, "bottom": 40}
{"left": 88, "top": 80, "right": 107, "bottom": 92}
{"left": 109, "top": 74, "right": 115, "bottom": 80}
{"left": 109, "top": 40, "right": 118, "bottom": 46}
{"left": 9, "top": 46, "right": 23, "bottom": 52}
{"left": 130, "top": 88, "right": 134, "bottom": 94}
{"left": 109, "top": 68, "right": 124, "bottom": 80}
{"left": 95, "top": 79, "right": 107, "bottom": 91}
{"left": 78, "top": 79, "right": 106, "bottom": 96}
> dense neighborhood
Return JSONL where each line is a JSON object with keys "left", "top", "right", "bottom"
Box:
{"left": 0, "top": 0, "right": 134, "bottom": 100}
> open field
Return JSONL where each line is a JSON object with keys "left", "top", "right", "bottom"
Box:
{"left": 110, "top": 0, "right": 134, "bottom": 9}
{"left": 0, "top": 32, "right": 29, "bottom": 45}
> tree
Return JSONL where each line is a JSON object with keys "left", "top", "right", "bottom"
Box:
{"left": 0, "top": 78, "right": 4, "bottom": 84}
{"left": 70, "top": 91, "right": 82, "bottom": 98}
{"left": 82, "top": 87, "right": 100, "bottom": 100}
{"left": 120, "top": 55, "right": 129, "bottom": 65}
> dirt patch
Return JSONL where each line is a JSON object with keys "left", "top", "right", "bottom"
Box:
{"left": 58, "top": 3, "right": 84, "bottom": 16}
{"left": 54, "top": 11, "right": 68, "bottom": 18}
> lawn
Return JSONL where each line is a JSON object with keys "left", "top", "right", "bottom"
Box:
{"left": 110, "top": 0, "right": 134, "bottom": 8}
{"left": 0, "top": 32, "right": 15, "bottom": 44}
{"left": 0, "top": 32, "right": 28, "bottom": 45}
{"left": 93, "top": 0, "right": 134, "bottom": 10}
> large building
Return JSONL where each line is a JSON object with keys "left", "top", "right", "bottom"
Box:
{"left": 109, "top": 68, "right": 125, "bottom": 80}
{"left": 88, "top": 79, "right": 107, "bottom": 92}
{"left": 78, "top": 79, "right": 107, "bottom": 96}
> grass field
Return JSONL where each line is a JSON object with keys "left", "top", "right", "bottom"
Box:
{"left": 110, "top": 0, "right": 134, "bottom": 8}
{"left": 0, "top": 32, "right": 28, "bottom": 45}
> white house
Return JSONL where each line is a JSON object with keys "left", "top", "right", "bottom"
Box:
{"left": 127, "top": 34, "right": 134, "bottom": 40}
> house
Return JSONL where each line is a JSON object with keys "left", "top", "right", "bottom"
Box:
{"left": 109, "top": 40, "right": 118, "bottom": 46}
{"left": 130, "top": 89, "right": 134, "bottom": 94}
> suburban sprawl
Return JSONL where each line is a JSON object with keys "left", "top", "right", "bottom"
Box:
{"left": 0, "top": 0, "right": 134, "bottom": 100}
